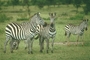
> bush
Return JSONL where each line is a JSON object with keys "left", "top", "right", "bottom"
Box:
{"left": 0, "top": 14, "right": 10, "bottom": 22}
{"left": 69, "top": 14, "right": 84, "bottom": 20}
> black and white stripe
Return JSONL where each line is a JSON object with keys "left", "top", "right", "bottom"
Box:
{"left": 4, "top": 12, "right": 45, "bottom": 54}
{"left": 65, "top": 19, "right": 88, "bottom": 45}
{"left": 39, "top": 12, "right": 56, "bottom": 53}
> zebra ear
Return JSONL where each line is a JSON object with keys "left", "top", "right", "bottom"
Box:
{"left": 54, "top": 12, "right": 56, "bottom": 16}
{"left": 87, "top": 19, "right": 89, "bottom": 22}
{"left": 35, "top": 12, "right": 40, "bottom": 17}
{"left": 83, "top": 19, "right": 89, "bottom": 22}
{"left": 37, "top": 12, "right": 40, "bottom": 15}
{"left": 49, "top": 13, "right": 51, "bottom": 16}
{"left": 43, "top": 22, "right": 48, "bottom": 27}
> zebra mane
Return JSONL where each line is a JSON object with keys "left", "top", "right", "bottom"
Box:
{"left": 50, "top": 23, "right": 54, "bottom": 27}
{"left": 43, "top": 22, "right": 48, "bottom": 27}
{"left": 30, "top": 12, "right": 40, "bottom": 18}
{"left": 68, "top": 23, "right": 76, "bottom": 26}
{"left": 78, "top": 19, "right": 88, "bottom": 26}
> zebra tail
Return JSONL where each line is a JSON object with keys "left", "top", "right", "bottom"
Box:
{"left": 34, "top": 35, "right": 39, "bottom": 40}
{"left": 65, "top": 31, "right": 67, "bottom": 36}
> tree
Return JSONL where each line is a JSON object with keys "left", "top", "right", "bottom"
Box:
{"left": 65, "top": 0, "right": 73, "bottom": 6}
{"left": 23, "top": 0, "right": 31, "bottom": 16}
{"left": 31, "top": 0, "right": 46, "bottom": 9}
{"left": 73, "top": 0, "right": 82, "bottom": 13}
{"left": 83, "top": 0, "right": 90, "bottom": 15}
{"left": 11, "top": 0, "right": 19, "bottom": 7}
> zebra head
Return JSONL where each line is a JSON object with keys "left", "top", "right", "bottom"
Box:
{"left": 34, "top": 12, "right": 45, "bottom": 26}
{"left": 49, "top": 12, "right": 56, "bottom": 32}
{"left": 83, "top": 19, "right": 88, "bottom": 31}
{"left": 30, "top": 12, "right": 45, "bottom": 33}
{"left": 49, "top": 12, "right": 56, "bottom": 23}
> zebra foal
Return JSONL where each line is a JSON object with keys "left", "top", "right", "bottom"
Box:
{"left": 38, "top": 12, "right": 56, "bottom": 53}
{"left": 4, "top": 12, "right": 45, "bottom": 54}
{"left": 65, "top": 19, "right": 88, "bottom": 45}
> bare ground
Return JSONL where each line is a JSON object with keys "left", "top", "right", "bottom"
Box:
{"left": 54, "top": 42, "right": 83, "bottom": 45}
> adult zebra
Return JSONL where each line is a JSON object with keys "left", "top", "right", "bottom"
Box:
{"left": 65, "top": 19, "right": 88, "bottom": 45}
{"left": 38, "top": 12, "right": 56, "bottom": 53}
{"left": 4, "top": 12, "right": 45, "bottom": 54}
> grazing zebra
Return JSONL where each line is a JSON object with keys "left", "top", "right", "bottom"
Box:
{"left": 4, "top": 12, "right": 45, "bottom": 54}
{"left": 65, "top": 19, "right": 88, "bottom": 45}
{"left": 38, "top": 12, "right": 56, "bottom": 53}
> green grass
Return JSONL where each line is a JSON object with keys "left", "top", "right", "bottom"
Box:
{"left": 0, "top": 5, "right": 90, "bottom": 60}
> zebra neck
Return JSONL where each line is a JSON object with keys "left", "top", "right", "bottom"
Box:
{"left": 49, "top": 30, "right": 56, "bottom": 35}
{"left": 79, "top": 22, "right": 85, "bottom": 30}
{"left": 49, "top": 23, "right": 56, "bottom": 35}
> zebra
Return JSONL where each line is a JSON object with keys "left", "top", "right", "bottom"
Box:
{"left": 38, "top": 12, "right": 56, "bottom": 53}
{"left": 64, "top": 19, "right": 88, "bottom": 45}
{"left": 4, "top": 12, "right": 45, "bottom": 54}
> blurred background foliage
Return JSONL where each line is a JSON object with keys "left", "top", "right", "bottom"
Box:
{"left": 0, "top": 0, "right": 90, "bottom": 14}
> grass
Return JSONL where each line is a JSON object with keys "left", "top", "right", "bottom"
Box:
{"left": 0, "top": 5, "right": 90, "bottom": 60}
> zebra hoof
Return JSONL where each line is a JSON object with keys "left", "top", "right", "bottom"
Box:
{"left": 51, "top": 51, "right": 53, "bottom": 53}
{"left": 25, "top": 47, "right": 27, "bottom": 50}
{"left": 11, "top": 51, "right": 13, "bottom": 53}
{"left": 47, "top": 50, "right": 48, "bottom": 53}
{"left": 16, "top": 47, "right": 18, "bottom": 50}
{"left": 28, "top": 51, "right": 33, "bottom": 54}
{"left": 4, "top": 51, "right": 6, "bottom": 53}
{"left": 40, "top": 50, "right": 43, "bottom": 53}
{"left": 31, "top": 51, "right": 33, "bottom": 54}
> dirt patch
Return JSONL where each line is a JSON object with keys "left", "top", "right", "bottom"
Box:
{"left": 54, "top": 42, "right": 83, "bottom": 45}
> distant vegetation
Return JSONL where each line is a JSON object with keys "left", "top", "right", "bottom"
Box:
{"left": 0, "top": 14, "right": 11, "bottom": 22}
{"left": 0, "top": 0, "right": 90, "bottom": 15}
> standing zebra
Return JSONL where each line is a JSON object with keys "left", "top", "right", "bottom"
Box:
{"left": 65, "top": 19, "right": 88, "bottom": 45}
{"left": 4, "top": 12, "right": 45, "bottom": 54}
{"left": 38, "top": 12, "right": 56, "bottom": 53}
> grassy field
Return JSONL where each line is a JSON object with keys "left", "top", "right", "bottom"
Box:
{"left": 0, "top": 5, "right": 90, "bottom": 60}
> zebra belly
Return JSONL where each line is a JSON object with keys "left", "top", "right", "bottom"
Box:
{"left": 71, "top": 29, "right": 82, "bottom": 35}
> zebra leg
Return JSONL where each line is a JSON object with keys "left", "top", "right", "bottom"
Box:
{"left": 24, "top": 40, "right": 28, "bottom": 50}
{"left": 31, "top": 38, "right": 34, "bottom": 54}
{"left": 27, "top": 38, "right": 33, "bottom": 54}
{"left": 46, "top": 39, "right": 49, "bottom": 53}
{"left": 81, "top": 36, "right": 84, "bottom": 46}
{"left": 27, "top": 39, "right": 31, "bottom": 54}
{"left": 65, "top": 31, "right": 67, "bottom": 36}
{"left": 51, "top": 38, "right": 54, "bottom": 53}
{"left": 4, "top": 36, "right": 10, "bottom": 53}
{"left": 15, "top": 40, "right": 20, "bottom": 50}
{"left": 39, "top": 37, "right": 44, "bottom": 53}
{"left": 66, "top": 33, "right": 71, "bottom": 46}
{"left": 9, "top": 40, "right": 14, "bottom": 53}
{"left": 42, "top": 39, "right": 44, "bottom": 50}
{"left": 76, "top": 35, "right": 79, "bottom": 46}
{"left": 9, "top": 40, "right": 15, "bottom": 50}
